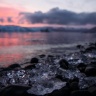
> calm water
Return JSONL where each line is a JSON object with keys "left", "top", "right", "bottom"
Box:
{"left": 0, "top": 32, "right": 96, "bottom": 66}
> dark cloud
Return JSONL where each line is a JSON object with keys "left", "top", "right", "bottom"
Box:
{"left": 0, "top": 18, "right": 4, "bottom": 22}
{"left": 20, "top": 7, "right": 96, "bottom": 25}
{"left": 7, "top": 17, "right": 13, "bottom": 22}
{"left": 0, "top": 17, "right": 13, "bottom": 23}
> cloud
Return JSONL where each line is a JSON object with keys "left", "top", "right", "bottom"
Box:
{"left": 0, "top": 17, "right": 13, "bottom": 23}
{"left": 20, "top": 8, "right": 96, "bottom": 25}
{"left": 7, "top": 17, "right": 13, "bottom": 22}
{"left": 0, "top": 18, "right": 4, "bottom": 22}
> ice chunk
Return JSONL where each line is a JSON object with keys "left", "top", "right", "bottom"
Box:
{"left": 17, "top": 70, "right": 25, "bottom": 78}
{"left": 58, "top": 69, "right": 86, "bottom": 80}
{"left": 9, "top": 78, "right": 15, "bottom": 84}
{"left": 27, "top": 79, "right": 66, "bottom": 95}
{"left": 7, "top": 71, "right": 15, "bottom": 78}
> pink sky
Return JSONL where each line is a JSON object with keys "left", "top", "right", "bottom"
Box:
{"left": 0, "top": 7, "right": 95, "bottom": 29}
{"left": 0, "top": 0, "right": 96, "bottom": 28}
{"left": 0, "top": 7, "right": 52, "bottom": 27}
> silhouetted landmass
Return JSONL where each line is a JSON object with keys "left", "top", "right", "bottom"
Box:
{"left": 40, "top": 28, "right": 50, "bottom": 32}
{"left": 0, "top": 25, "right": 93, "bottom": 32}
{"left": 0, "top": 25, "right": 34, "bottom": 32}
{"left": 87, "top": 27, "right": 96, "bottom": 32}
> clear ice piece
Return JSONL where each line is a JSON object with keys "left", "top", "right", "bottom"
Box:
{"left": 27, "top": 79, "right": 66, "bottom": 95}
{"left": 9, "top": 78, "right": 15, "bottom": 84}
{"left": 17, "top": 70, "right": 25, "bottom": 78}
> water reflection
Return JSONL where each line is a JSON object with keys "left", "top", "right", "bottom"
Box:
{"left": 0, "top": 32, "right": 96, "bottom": 66}
{"left": 0, "top": 32, "right": 46, "bottom": 47}
{"left": 45, "top": 32, "right": 96, "bottom": 44}
{"left": 0, "top": 53, "right": 24, "bottom": 67}
{"left": 0, "top": 32, "right": 96, "bottom": 47}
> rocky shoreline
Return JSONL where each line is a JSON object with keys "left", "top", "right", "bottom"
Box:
{"left": 0, "top": 42, "right": 96, "bottom": 96}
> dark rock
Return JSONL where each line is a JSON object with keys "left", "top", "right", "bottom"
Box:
{"left": 70, "top": 82, "right": 79, "bottom": 91}
{"left": 47, "top": 55, "right": 54, "bottom": 63}
{"left": 39, "top": 54, "right": 46, "bottom": 58}
{"left": 59, "top": 59, "right": 69, "bottom": 69}
{"left": 89, "top": 62, "right": 96, "bottom": 68}
{"left": 0, "top": 68, "right": 11, "bottom": 71}
{"left": 71, "top": 90, "right": 92, "bottom": 96}
{"left": 69, "top": 77, "right": 79, "bottom": 85}
{"left": 0, "top": 85, "right": 31, "bottom": 96}
{"left": 48, "top": 55, "right": 54, "bottom": 58}
{"left": 89, "top": 42, "right": 96, "bottom": 47}
{"left": 24, "top": 64, "right": 36, "bottom": 70}
{"left": 85, "top": 46, "right": 96, "bottom": 52}
{"left": 88, "top": 86, "right": 96, "bottom": 96}
{"left": 1, "top": 64, "right": 21, "bottom": 71}
{"left": 0, "top": 67, "right": 5, "bottom": 72}
{"left": 0, "top": 82, "right": 5, "bottom": 90}
{"left": 56, "top": 76, "right": 79, "bottom": 91}
{"left": 85, "top": 66, "right": 96, "bottom": 76}
{"left": 30, "top": 58, "right": 39, "bottom": 64}
{"left": 47, "top": 55, "right": 54, "bottom": 59}
{"left": 47, "top": 87, "right": 70, "bottom": 96}
{"left": 8, "top": 63, "right": 21, "bottom": 69}
{"left": 91, "top": 61, "right": 96, "bottom": 65}
{"left": 55, "top": 75, "right": 68, "bottom": 82}
{"left": 55, "top": 75, "right": 64, "bottom": 81}
{"left": 77, "top": 63, "right": 86, "bottom": 73}
{"left": 0, "top": 69, "right": 7, "bottom": 77}
{"left": 76, "top": 45, "right": 84, "bottom": 49}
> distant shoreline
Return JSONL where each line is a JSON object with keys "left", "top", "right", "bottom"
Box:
{"left": 0, "top": 25, "right": 96, "bottom": 32}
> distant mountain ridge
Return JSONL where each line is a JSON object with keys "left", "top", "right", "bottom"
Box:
{"left": 87, "top": 27, "right": 96, "bottom": 32}
{"left": 0, "top": 25, "right": 34, "bottom": 32}
{"left": 0, "top": 25, "right": 95, "bottom": 32}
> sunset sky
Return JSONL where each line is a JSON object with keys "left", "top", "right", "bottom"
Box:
{"left": 0, "top": 0, "right": 96, "bottom": 28}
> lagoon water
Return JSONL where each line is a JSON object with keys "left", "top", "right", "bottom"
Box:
{"left": 0, "top": 31, "right": 96, "bottom": 67}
